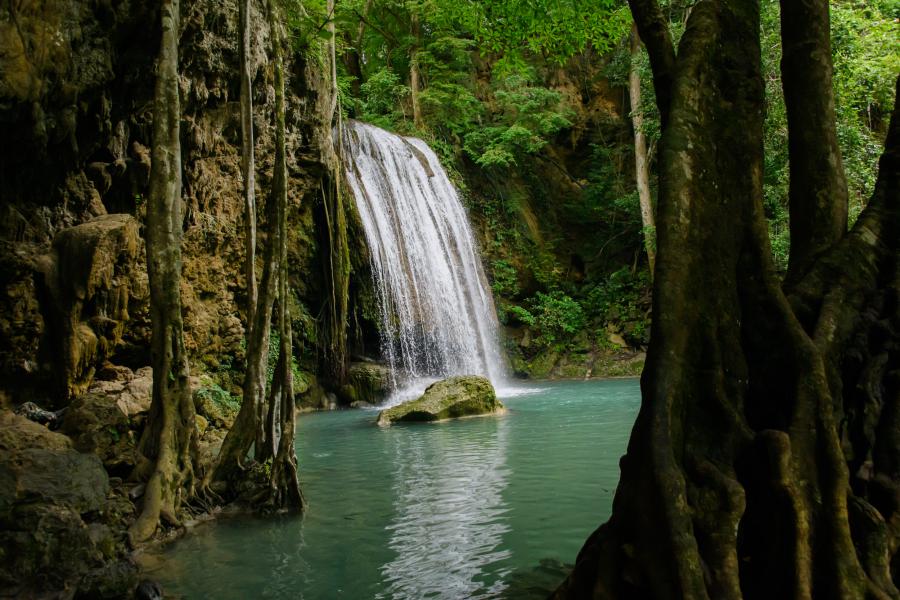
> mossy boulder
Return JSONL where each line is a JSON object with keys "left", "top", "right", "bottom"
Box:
{"left": 339, "top": 362, "right": 392, "bottom": 406}
{"left": 61, "top": 392, "right": 136, "bottom": 474}
{"left": 376, "top": 376, "right": 503, "bottom": 425}
{"left": 0, "top": 411, "right": 136, "bottom": 597}
{"left": 193, "top": 383, "right": 239, "bottom": 429}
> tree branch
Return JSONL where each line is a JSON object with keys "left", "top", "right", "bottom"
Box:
{"left": 780, "top": 0, "right": 849, "bottom": 284}
{"left": 626, "top": 0, "right": 676, "bottom": 129}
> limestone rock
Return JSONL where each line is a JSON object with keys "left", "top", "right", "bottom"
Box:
{"left": 61, "top": 393, "right": 135, "bottom": 473}
{"left": 376, "top": 376, "right": 503, "bottom": 425}
{"left": 37, "top": 214, "right": 141, "bottom": 401}
{"left": 0, "top": 411, "right": 135, "bottom": 596}
{"left": 339, "top": 362, "right": 392, "bottom": 406}
{"left": 86, "top": 365, "right": 153, "bottom": 418}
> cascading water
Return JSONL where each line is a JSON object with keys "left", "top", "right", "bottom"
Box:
{"left": 341, "top": 120, "right": 505, "bottom": 399}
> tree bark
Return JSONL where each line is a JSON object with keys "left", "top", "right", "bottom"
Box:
{"left": 553, "top": 1, "right": 899, "bottom": 597}
{"left": 130, "top": 0, "right": 198, "bottom": 545}
{"left": 780, "top": 0, "right": 849, "bottom": 285}
{"left": 626, "top": 0, "right": 676, "bottom": 130}
{"left": 265, "top": 0, "right": 304, "bottom": 508}
{"left": 628, "top": 23, "right": 656, "bottom": 277}
{"left": 211, "top": 11, "right": 283, "bottom": 479}
{"left": 239, "top": 0, "right": 258, "bottom": 334}
{"left": 327, "top": 0, "right": 339, "bottom": 124}
{"left": 321, "top": 0, "right": 351, "bottom": 386}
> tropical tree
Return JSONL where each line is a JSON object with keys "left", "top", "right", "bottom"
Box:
{"left": 130, "top": 0, "right": 199, "bottom": 544}
{"left": 553, "top": 0, "right": 900, "bottom": 597}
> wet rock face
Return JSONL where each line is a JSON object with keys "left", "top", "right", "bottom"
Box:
{"left": 0, "top": 0, "right": 336, "bottom": 405}
{"left": 339, "top": 361, "right": 392, "bottom": 406}
{"left": 376, "top": 376, "right": 503, "bottom": 425}
{"left": 0, "top": 411, "right": 136, "bottom": 597}
{"left": 37, "top": 214, "right": 142, "bottom": 402}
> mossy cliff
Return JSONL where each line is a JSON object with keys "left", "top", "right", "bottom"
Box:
{"left": 0, "top": 0, "right": 362, "bottom": 410}
{"left": 0, "top": 0, "right": 349, "bottom": 596}
{"left": 454, "top": 61, "right": 651, "bottom": 379}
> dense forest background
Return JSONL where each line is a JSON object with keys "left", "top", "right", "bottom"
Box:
{"left": 317, "top": 0, "right": 897, "bottom": 377}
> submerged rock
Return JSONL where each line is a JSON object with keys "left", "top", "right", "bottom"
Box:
{"left": 376, "top": 376, "right": 503, "bottom": 425}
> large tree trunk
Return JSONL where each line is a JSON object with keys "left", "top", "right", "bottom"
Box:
{"left": 211, "top": 7, "right": 282, "bottom": 479}
{"left": 264, "top": 0, "right": 305, "bottom": 509}
{"left": 130, "top": 0, "right": 198, "bottom": 545}
{"left": 628, "top": 23, "right": 656, "bottom": 277}
{"left": 553, "top": 0, "right": 900, "bottom": 597}
{"left": 321, "top": 0, "right": 351, "bottom": 386}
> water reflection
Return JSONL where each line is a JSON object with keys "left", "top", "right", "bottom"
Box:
{"left": 379, "top": 417, "right": 512, "bottom": 599}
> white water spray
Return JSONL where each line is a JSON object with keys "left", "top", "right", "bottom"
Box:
{"left": 342, "top": 121, "right": 506, "bottom": 399}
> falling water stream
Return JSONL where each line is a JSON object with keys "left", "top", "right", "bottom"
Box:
{"left": 342, "top": 121, "right": 505, "bottom": 398}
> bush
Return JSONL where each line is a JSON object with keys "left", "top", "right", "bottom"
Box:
{"left": 490, "top": 259, "right": 520, "bottom": 297}
{"left": 529, "top": 290, "right": 585, "bottom": 347}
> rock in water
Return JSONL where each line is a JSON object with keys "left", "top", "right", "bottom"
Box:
{"left": 376, "top": 376, "right": 504, "bottom": 426}
{"left": 339, "top": 362, "right": 392, "bottom": 407}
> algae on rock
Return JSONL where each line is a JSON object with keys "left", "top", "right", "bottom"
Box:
{"left": 376, "top": 376, "right": 503, "bottom": 425}
{"left": 37, "top": 214, "right": 141, "bottom": 401}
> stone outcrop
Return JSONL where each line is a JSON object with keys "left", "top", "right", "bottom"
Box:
{"left": 37, "top": 214, "right": 142, "bottom": 402}
{"left": 61, "top": 392, "right": 137, "bottom": 476}
{"left": 376, "top": 375, "right": 503, "bottom": 425}
{"left": 0, "top": 411, "right": 136, "bottom": 597}
{"left": 0, "top": 0, "right": 349, "bottom": 408}
{"left": 339, "top": 361, "right": 392, "bottom": 407}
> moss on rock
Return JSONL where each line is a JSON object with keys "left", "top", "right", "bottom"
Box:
{"left": 376, "top": 376, "right": 503, "bottom": 425}
{"left": 0, "top": 411, "right": 136, "bottom": 597}
{"left": 339, "top": 362, "right": 392, "bottom": 406}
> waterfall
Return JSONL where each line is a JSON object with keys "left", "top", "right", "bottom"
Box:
{"left": 341, "top": 120, "right": 505, "bottom": 398}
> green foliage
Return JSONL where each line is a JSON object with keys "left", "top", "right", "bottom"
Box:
{"left": 830, "top": 0, "right": 898, "bottom": 212}
{"left": 462, "top": 74, "right": 574, "bottom": 168}
{"left": 584, "top": 267, "right": 650, "bottom": 345}
{"left": 357, "top": 68, "right": 410, "bottom": 129}
{"left": 266, "top": 331, "right": 305, "bottom": 389}
{"left": 490, "top": 259, "right": 520, "bottom": 297}
{"left": 527, "top": 291, "right": 586, "bottom": 347}
{"left": 759, "top": 0, "right": 898, "bottom": 269}
{"left": 195, "top": 383, "right": 241, "bottom": 413}
{"left": 506, "top": 304, "right": 536, "bottom": 327}
{"left": 448, "top": 0, "right": 632, "bottom": 62}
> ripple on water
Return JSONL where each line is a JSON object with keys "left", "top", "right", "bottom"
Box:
{"left": 147, "top": 379, "right": 640, "bottom": 600}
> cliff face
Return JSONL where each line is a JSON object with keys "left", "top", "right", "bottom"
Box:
{"left": 0, "top": 0, "right": 336, "bottom": 407}
{"left": 458, "top": 58, "right": 650, "bottom": 379}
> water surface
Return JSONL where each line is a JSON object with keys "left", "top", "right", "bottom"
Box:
{"left": 149, "top": 379, "right": 640, "bottom": 599}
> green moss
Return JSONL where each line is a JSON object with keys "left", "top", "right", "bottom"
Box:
{"left": 527, "top": 348, "right": 560, "bottom": 378}
{"left": 376, "top": 376, "right": 503, "bottom": 425}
